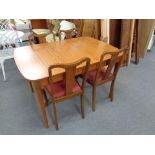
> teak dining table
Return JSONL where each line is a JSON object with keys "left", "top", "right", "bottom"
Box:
{"left": 14, "top": 37, "right": 118, "bottom": 128}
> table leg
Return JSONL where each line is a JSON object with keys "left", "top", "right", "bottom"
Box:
{"left": 33, "top": 81, "right": 49, "bottom": 128}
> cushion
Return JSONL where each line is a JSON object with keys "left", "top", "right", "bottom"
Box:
{"left": 32, "top": 29, "right": 50, "bottom": 35}
{"left": 60, "top": 20, "right": 76, "bottom": 30}
{"left": 87, "top": 67, "right": 112, "bottom": 84}
{"left": 46, "top": 33, "right": 54, "bottom": 43}
{"left": 45, "top": 80, "right": 82, "bottom": 99}
{"left": 46, "top": 33, "right": 60, "bottom": 43}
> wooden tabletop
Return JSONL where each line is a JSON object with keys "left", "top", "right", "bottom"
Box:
{"left": 14, "top": 37, "right": 118, "bottom": 81}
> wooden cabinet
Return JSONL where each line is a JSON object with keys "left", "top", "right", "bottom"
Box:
{"left": 30, "top": 19, "right": 48, "bottom": 29}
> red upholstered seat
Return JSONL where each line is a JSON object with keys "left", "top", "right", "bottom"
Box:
{"left": 87, "top": 67, "right": 112, "bottom": 84}
{"left": 45, "top": 80, "right": 82, "bottom": 98}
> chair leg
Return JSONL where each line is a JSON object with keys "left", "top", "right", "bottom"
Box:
{"left": 42, "top": 89, "right": 48, "bottom": 106}
{"left": 28, "top": 81, "right": 34, "bottom": 93}
{"left": 80, "top": 94, "right": 85, "bottom": 119}
{"left": 52, "top": 102, "right": 59, "bottom": 130}
{"left": 109, "top": 80, "right": 115, "bottom": 102}
{"left": 92, "top": 86, "right": 96, "bottom": 112}
{"left": 0, "top": 60, "right": 6, "bottom": 81}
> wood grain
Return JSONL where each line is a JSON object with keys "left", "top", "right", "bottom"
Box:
{"left": 30, "top": 19, "right": 48, "bottom": 29}
{"left": 14, "top": 37, "right": 118, "bottom": 82}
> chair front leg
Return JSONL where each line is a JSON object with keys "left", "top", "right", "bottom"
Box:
{"left": 52, "top": 102, "right": 59, "bottom": 130}
{"left": 0, "top": 60, "right": 6, "bottom": 81}
{"left": 109, "top": 79, "right": 116, "bottom": 102}
{"left": 42, "top": 89, "right": 48, "bottom": 106}
{"left": 80, "top": 94, "right": 85, "bottom": 118}
{"left": 92, "top": 86, "right": 96, "bottom": 112}
{"left": 28, "top": 81, "right": 34, "bottom": 92}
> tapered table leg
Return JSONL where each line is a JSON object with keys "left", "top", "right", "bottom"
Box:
{"left": 33, "top": 81, "right": 49, "bottom": 128}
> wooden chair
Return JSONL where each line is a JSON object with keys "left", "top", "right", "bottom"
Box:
{"left": 58, "top": 28, "right": 79, "bottom": 40}
{"left": 28, "top": 33, "right": 35, "bottom": 45}
{"left": 81, "top": 47, "right": 128, "bottom": 112}
{"left": 43, "top": 57, "right": 90, "bottom": 130}
{"left": 30, "top": 19, "right": 53, "bottom": 44}
{"left": 69, "top": 19, "right": 84, "bottom": 37}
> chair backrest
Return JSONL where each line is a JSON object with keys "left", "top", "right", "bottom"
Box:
{"left": 59, "top": 20, "right": 82, "bottom": 40}
{"left": 48, "top": 57, "right": 90, "bottom": 98}
{"left": 60, "top": 20, "right": 76, "bottom": 31}
{"left": 0, "top": 20, "right": 20, "bottom": 58}
{"left": 58, "top": 29, "right": 77, "bottom": 40}
{"left": 0, "top": 19, "right": 14, "bottom": 30}
{"left": 69, "top": 19, "right": 84, "bottom": 37}
{"left": 94, "top": 47, "right": 129, "bottom": 84}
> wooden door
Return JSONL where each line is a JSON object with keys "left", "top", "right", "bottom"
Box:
{"left": 120, "top": 19, "right": 135, "bottom": 65}
{"left": 109, "top": 19, "right": 122, "bottom": 48}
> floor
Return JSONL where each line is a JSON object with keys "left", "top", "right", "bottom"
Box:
{"left": 0, "top": 44, "right": 155, "bottom": 135}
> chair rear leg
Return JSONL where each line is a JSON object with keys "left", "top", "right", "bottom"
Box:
{"left": 92, "top": 86, "right": 96, "bottom": 112}
{"left": 0, "top": 60, "right": 6, "bottom": 81}
{"left": 80, "top": 94, "right": 85, "bottom": 118}
{"left": 42, "top": 89, "right": 48, "bottom": 106}
{"left": 109, "top": 80, "right": 115, "bottom": 102}
{"left": 52, "top": 102, "right": 59, "bottom": 130}
{"left": 28, "top": 81, "right": 34, "bottom": 92}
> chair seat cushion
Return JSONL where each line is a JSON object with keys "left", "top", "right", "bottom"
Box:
{"left": 45, "top": 80, "right": 82, "bottom": 99}
{"left": 46, "top": 33, "right": 60, "bottom": 43}
{"left": 87, "top": 67, "right": 112, "bottom": 84}
{"left": 32, "top": 29, "right": 50, "bottom": 35}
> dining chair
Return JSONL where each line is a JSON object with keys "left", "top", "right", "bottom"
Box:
{"left": 45, "top": 19, "right": 61, "bottom": 43}
{"left": 46, "top": 20, "right": 82, "bottom": 42}
{"left": 43, "top": 57, "right": 90, "bottom": 130}
{"left": 58, "top": 20, "right": 80, "bottom": 40}
{"left": 30, "top": 19, "right": 53, "bottom": 44}
{"left": 58, "top": 28, "right": 79, "bottom": 40}
{"left": 45, "top": 20, "right": 75, "bottom": 43}
{"left": 81, "top": 47, "right": 128, "bottom": 112}
{"left": 28, "top": 33, "right": 35, "bottom": 45}
{"left": 69, "top": 19, "right": 84, "bottom": 37}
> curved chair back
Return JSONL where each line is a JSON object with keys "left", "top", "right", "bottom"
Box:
{"left": 94, "top": 47, "right": 129, "bottom": 85}
{"left": 48, "top": 57, "right": 90, "bottom": 98}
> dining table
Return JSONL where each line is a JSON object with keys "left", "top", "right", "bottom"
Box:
{"left": 14, "top": 37, "right": 118, "bottom": 128}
